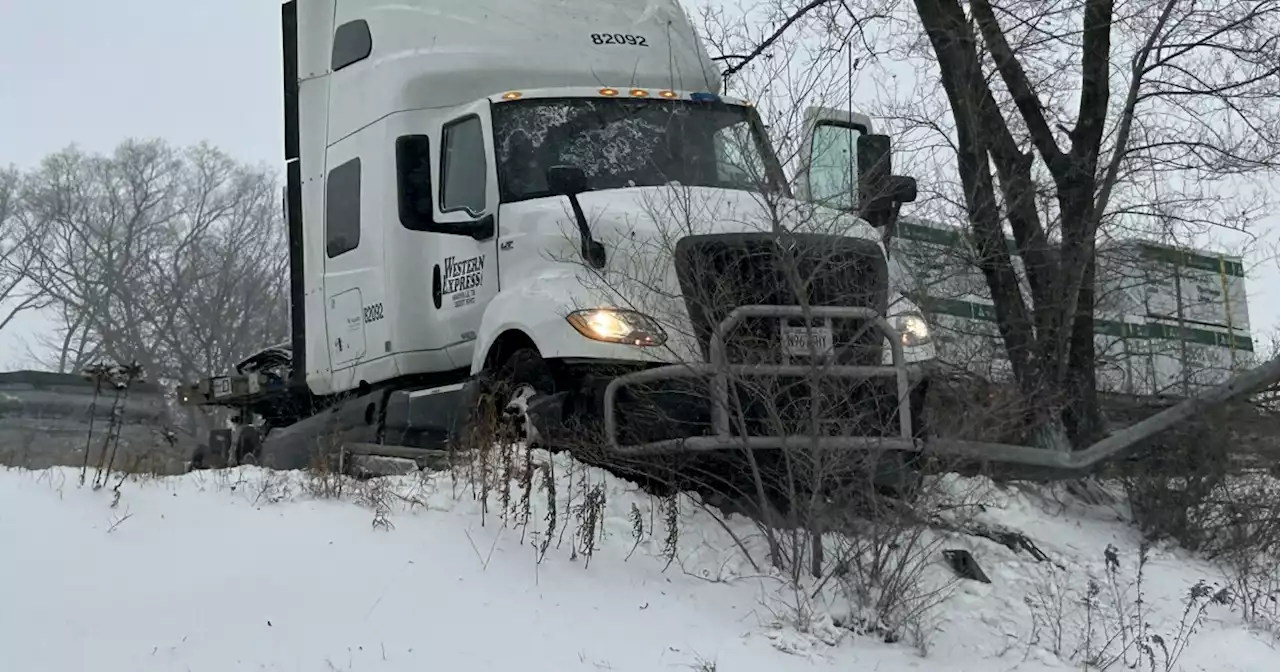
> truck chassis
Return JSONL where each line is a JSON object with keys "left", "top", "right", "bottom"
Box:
{"left": 177, "top": 303, "right": 932, "bottom": 500}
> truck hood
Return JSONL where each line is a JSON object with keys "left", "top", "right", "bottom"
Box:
{"left": 505, "top": 185, "right": 885, "bottom": 248}
{"left": 497, "top": 185, "right": 904, "bottom": 363}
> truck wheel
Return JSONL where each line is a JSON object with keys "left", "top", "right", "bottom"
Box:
{"left": 235, "top": 427, "right": 263, "bottom": 466}
{"left": 189, "top": 444, "right": 208, "bottom": 471}
{"left": 480, "top": 348, "right": 556, "bottom": 447}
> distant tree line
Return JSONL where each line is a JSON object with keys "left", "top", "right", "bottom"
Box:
{"left": 0, "top": 138, "right": 289, "bottom": 387}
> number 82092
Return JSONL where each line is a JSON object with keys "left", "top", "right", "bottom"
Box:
{"left": 590, "top": 33, "right": 648, "bottom": 47}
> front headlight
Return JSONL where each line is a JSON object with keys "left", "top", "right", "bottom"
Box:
{"left": 566, "top": 309, "right": 667, "bottom": 347}
{"left": 894, "top": 312, "right": 932, "bottom": 347}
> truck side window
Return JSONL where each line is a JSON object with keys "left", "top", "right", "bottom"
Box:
{"left": 325, "top": 157, "right": 361, "bottom": 258}
{"left": 331, "top": 20, "right": 372, "bottom": 71}
{"left": 395, "top": 135, "right": 433, "bottom": 230}
{"left": 440, "top": 115, "right": 487, "bottom": 216}
{"left": 808, "top": 122, "right": 859, "bottom": 211}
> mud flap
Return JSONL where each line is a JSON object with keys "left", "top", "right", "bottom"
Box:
{"left": 207, "top": 429, "right": 233, "bottom": 469}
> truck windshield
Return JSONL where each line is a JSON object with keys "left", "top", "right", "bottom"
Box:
{"left": 492, "top": 97, "right": 786, "bottom": 202}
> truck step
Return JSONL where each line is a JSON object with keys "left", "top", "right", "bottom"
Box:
{"left": 343, "top": 442, "right": 457, "bottom": 472}
{"left": 346, "top": 454, "right": 419, "bottom": 478}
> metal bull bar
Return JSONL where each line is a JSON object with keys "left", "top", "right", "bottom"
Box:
{"left": 602, "top": 305, "right": 927, "bottom": 456}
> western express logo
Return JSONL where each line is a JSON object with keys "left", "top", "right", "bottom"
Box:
{"left": 442, "top": 254, "right": 485, "bottom": 294}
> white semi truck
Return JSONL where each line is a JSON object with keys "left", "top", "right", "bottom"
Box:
{"left": 178, "top": 0, "right": 937, "bottom": 487}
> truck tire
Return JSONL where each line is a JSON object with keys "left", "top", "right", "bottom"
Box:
{"left": 206, "top": 429, "right": 233, "bottom": 469}
{"left": 189, "top": 444, "right": 208, "bottom": 471}
{"left": 473, "top": 347, "right": 556, "bottom": 448}
{"left": 235, "top": 427, "right": 263, "bottom": 466}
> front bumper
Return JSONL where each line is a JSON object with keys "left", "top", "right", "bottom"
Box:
{"left": 528, "top": 305, "right": 932, "bottom": 456}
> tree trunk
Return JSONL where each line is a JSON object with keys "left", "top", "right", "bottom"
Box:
{"left": 1062, "top": 259, "right": 1105, "bottom": 444}
{"left": 914, "top": 0, "right": 1075, "bottom": 452}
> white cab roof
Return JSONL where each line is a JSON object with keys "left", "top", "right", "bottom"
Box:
{"left": 316, "top": 0, "right": 721, "bottom": 115}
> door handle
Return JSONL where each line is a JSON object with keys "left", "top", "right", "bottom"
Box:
{"left": 432, "top": 264, "right": 443, "bottom": 309}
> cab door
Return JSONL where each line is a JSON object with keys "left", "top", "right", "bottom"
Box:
{"left": 320, "top": 140, "right": 372, "bottom": 375}
{"left": 796, "top": 106, "right": 906, "bottom": 254}
{"left": 432, "top": 100, "right": 502, "bottom": 368}
{"left": 794, "top": 106, "right": 873, "bottom": 211}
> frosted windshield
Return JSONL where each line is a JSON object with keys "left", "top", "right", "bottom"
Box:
{"left": 492, "top": 98, "right": 783, "bottom": 202}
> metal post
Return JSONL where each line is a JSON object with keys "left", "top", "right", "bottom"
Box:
{"left": 709, "top": 327, "right": 730, "bottom": 436}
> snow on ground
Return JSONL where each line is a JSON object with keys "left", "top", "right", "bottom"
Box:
{"left": 1, "top": 452, "right": 1277, "bottom": 672}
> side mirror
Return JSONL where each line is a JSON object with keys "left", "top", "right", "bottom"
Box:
{"left": 890, "top": 175, "right": 918, "bottom": 203}
{"left": 855, "top": 134, "right": 918, "bottom": 206}
{"left": 856, "top": 133, "right": 894, "bottom": 215}
{"left": 547, "top": 165, "right": 588, "bottom": 196}
{"left": 800, "top": 108, "right": 917, "bottom": 255}
{"left": 856, "top": 134, "right": 917, "bottom": 251}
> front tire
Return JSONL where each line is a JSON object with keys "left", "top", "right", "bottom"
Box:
{"left": 235, "top": 427, "right": 263, "bottom": 466}
{"left": 189, "top": 444, "right": 208, "bottom": 471}
{"left": 470, "top": 348, "right": 556, "bottom": 449}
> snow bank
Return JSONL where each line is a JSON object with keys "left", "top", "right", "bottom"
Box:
{"left": 1, "top": 454, "right": 1276, "bottom": 672}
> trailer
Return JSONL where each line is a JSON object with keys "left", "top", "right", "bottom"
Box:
{"left": 891, "top": 217, "right": 1255, "bottom": 397}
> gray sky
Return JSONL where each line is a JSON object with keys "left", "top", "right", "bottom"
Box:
{"left": 2, "top": 0, "right": 283, "bottom": 169}
{"left": 1, "top": 0, "right": 1276, "bottom": 369}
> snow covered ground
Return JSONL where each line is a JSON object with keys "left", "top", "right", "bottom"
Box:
{"left": 1, "top": 452, "right": 1277, "bottom": 672}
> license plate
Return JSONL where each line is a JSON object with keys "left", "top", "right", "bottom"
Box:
{"left": 781, "top": 323, "right": 833, "bottom": 358}
{"left": 211, "top": 376, "right": 232, "bottom": 398}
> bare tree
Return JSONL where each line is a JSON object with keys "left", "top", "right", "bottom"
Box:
{"left": 18, "top": 139, "right": 289, "bottom": 386}
{"left": 0, "top": 165, "right": 48, "bottom": 335}
{"left": 20, "top": 300, "right": 100, "bottom": 374}
{"left": 698, "top": 0, "right": 1280, "bottom": 449}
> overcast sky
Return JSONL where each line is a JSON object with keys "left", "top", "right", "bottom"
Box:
{"left": 1, "top": 0, "right": 1276, "bottom": 370}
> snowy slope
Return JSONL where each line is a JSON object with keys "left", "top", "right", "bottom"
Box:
{"left": 1, "top": 454, "right": 1276, "bottom": 672}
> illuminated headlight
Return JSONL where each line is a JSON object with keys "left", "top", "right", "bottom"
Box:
{"left": 894, "top": 312, "right": 932, "bottom": 347}
{"left": 566, "top": 309, "right": 667, "bottom": 347}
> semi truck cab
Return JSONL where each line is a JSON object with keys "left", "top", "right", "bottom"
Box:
{"left": 179, "top": 0, "right": 936, "bottom": 477}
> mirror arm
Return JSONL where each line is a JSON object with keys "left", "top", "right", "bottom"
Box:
{"left": 881, "top": 203, "right": 903, "bottom": 260}
{"left": 564, "top": 194, "right": 606, "bottom": 268}
{"left": 546, "top": 164, "right": 606, "bottom": 269}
